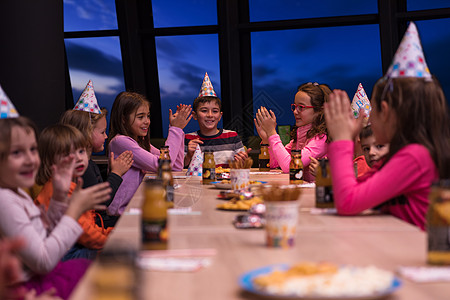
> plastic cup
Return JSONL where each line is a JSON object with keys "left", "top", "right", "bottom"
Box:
{"left": 230, "top": 169, "right": 250, "bottom": 192}
{"left": 265, "top": 200, "right": 299, "bottom": 248}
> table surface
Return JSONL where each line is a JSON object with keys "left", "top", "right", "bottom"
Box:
{"left": 70, "top": 170, "right": 450, "bottom": 300}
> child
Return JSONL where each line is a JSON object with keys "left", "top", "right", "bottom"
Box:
{"left": 0, "top": 115, "right": 111, "bottom": 299}
{"left": 254, "top": 82, "right": 331, "bottom": 182}
{"left": 60, "top": 106, "right": 133, "bottom": 228}
{"left": 107, "top": 91, "right": 191, "bottom": 216}
{"left": 324, "top": 22, "right": 450, "bottom": 230}
{"left": 35, "top": 124, "right": 113, "bottom": 261}
{"left": 184, "top": 73, "right": 249, "bottom": 167}
{"left": 359, "top": 125, "right": 389, "bottom": 169}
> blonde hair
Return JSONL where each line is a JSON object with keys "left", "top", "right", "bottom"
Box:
{"left": 60, "top": 108, "right": 107, "bottom": 156}
{"left": 36, "top": 124, "right": 88, "bottom": 185}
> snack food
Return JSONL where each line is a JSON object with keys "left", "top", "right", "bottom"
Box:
{"left": 252, "top": 262, "right": 395, "bottom": 298}
{"left": 216, "top": 196, "right": 263, "bottom": 211}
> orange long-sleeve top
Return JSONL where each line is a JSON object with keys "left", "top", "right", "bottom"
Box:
{"left": 35, "top": 180, "right": 113, "bottom": 250}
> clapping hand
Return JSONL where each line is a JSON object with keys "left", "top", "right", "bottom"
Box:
{"left": 110, "top": 151, "right": 134, "bottom": 177}
{"left": 169, "top": 104, "right": 193, "bottom": 129}
{"left": 255, "top": 106, "right": 278, "bottom": 140}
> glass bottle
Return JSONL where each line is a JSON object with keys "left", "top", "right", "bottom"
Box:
{"left": 202, "top": 150, "right": 216, "bottom": 185}
{"left": 259, "top": 144, "right": 270, "bottom": 171}
{"left": 315, "top": 158, "right": 334, "bottom": 208}
{"left": 289, "top": 149, "right": 303, "bottom": 184}
{"left": 141, "top": 179, "right": 168, "bottom": 250}
{"left": 158, "top": 160, "right": 174, "bottom": 206}
{"left": 427, "top": 179, "right": 450, "bottom": 265}
{"left": 157, "top": 145, "right": 170, "bottom": 177}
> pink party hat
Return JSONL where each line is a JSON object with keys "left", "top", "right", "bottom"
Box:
{"left": 0, "top": 85, "right": 19, "bottom": 119}
{"left": 385, "top": 22, "right": 431, "bottom": 80}
{"left": 351, "top": 83, "right": 371, "bottom": 119}
{"left": 198, "top": 72, "right": 217, "bottom": 97}
{"left": 73, "top": 80, "right": 101, "bottom": 114}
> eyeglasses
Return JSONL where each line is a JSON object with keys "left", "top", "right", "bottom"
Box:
{"left": 291, "top": 104, "right": 315, "bottom": 112}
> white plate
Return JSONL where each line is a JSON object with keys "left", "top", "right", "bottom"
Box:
{"left": 239, "top": 264, "right": 401, "bottom": 300}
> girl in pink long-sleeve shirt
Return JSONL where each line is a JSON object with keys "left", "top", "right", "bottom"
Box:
{"left": 254, "top": 82, "right": 331, "bottom": 182}
{"left": 106, "top": 92, "right": 192, "bottom": 216}
{"left": 324, "top": 76, "right": 450, "bottom": 230}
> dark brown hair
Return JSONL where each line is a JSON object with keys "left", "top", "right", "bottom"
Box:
{"left": 359, "top": 124, "right": 373, "bottom": 141}
{"left": 0, "top": 117, "right": 38, "bottom": 161}
{"left": 193, "top": 96, "right": 222, "bottom": 112}
{"left": 372, "top": 76, "right": 450, "bottom": 178}
{"left": 108, "top": 91, "right": 151, "bottom": 151}
{"left": 290, "top": 82, "right": 332, "bottom": 143}
{"left": 36, "top": 124, "right": 88, "bottom": 185}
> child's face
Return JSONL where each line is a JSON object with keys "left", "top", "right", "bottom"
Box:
{"left": 72, "top": 147, "right": 89, "bottom": 178}
{"left": 293, "top": 91, "right": 317, "bottom": 127}
{"left": 129, "top": 104, "right": 150, "bottom": 139}
{"left": 193, "top": 101, "right": 222, "bottom": 134}
{"left": 92, "top": 116, "right": 108, "bottom": 152}
{"left": 0, "top": 126, "right": 40, "bottom": 190}
{"left": 361, "top": 135, "right": 389, "bottom": 167}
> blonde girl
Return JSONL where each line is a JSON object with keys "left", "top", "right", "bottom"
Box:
{"left": 0, "top": 117, "right": 111, "bottom": 299}
{"left": 60, "top": 109, "right": 133, "bottom": 227}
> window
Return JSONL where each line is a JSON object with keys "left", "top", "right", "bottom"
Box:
{"left": 152, "top": 0, "right": 217, "bottom": 28}
{"left": 251, "top": 24, "right": 381, "bottom": 127}
{"left": 155, "top": 34, "right": 221, "bottom": 136}
{"left": 407, "top": 0, "right": 450, "bottom": 11}
{"left": 64, "top": 0, "right": 118, "bottom": 31}
{"left": 249, "top": 0, "right": 377, "bottom": 22}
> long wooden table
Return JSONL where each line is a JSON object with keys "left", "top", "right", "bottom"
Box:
{"left": 70, "top": 170, "right": 450, "bottom": 300}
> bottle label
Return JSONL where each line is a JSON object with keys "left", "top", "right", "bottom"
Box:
{"left": 428, "top": 226, "right": 450, "bottom": 253}
{"left": 259, "top": 159, "right": 270, "bottom": 170}
{"left": 316, "top": 186, "right": 334, "bottom": 205}
{"left": 142, "top": 219, "right": 168, "bottom": 245}
{"left": 202, "top": 167, "right": 216, "bottom": 181}
{"left": 289, "top": 168, "right": 303, "bottom": 183}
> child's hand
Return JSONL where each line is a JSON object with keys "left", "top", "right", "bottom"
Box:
{"left": 169, "top": 104, "right": 193, "bottom": 129}
{"left": 309, "top": 157, "right": 319, "bottom": 177}
{"left": 234, "top": 148, "right": 252, "bottom": 162}
{"left": 25, "top": 288, "right": 62, "bottom": 300}
{"left": 51, "top": 153, "right": 76, "bottom": 203}
{"left": 325, "top": 90, "right": 365, "bottom": 141}
{"left": 0, "top": 237, "right": 25, "bottom": 299}
{"left": 254, "top": 118, "right": 268, "bottom": 144}
{"left": 255, "top": 107, "right": 277, "bottom": 138}
{"left": 110, "top": 151, "right": 134, "bottom": 177}
{"left": 65, "top": 178, "right": 111, "bottom": 220}
{"left": 187, "top": 139, "right": 203, "bottom": 156}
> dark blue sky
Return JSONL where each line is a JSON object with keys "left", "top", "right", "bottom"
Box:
{"left": 64, "top": 0, "right": 450, "bottom": 137}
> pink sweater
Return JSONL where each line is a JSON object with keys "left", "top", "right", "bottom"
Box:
{"left": 268, "top": 124, "right": 328, "bottom": 182}
{"left": 328, "top": 140, "right": 438, "bottom": 230}
{"left": 107, "top": 126, "right": 184, "bottom": 216}
{"left": 0, "top": 188, "right": 82, "bottom": 282}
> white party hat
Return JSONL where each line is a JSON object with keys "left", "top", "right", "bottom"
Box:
{"left": 73, "top": 80, "right": 101, "bottom": 114}
{"left": 384, "top": 22, "right": 431, "bottom": 80}
{"left": 186, "top": 144, "right": 203, "bottom": 177}
{"left": 0, "top": 85, "right": 19, "bottom": 119}
{"left": 351, "top": 83, "right": 371, "bottom": 119}
{"left": 198, "top": 72, "right": 217, "bottom": 97}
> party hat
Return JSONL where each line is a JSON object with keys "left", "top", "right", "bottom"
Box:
{"left": 385, "top": 22, "right": 431, "bottom": 80}
{"left": 186, "top": 144, "right": 203, "bottom": 177}
{"left": 198, "top": 72, "right": 217, "bottom": 97}
{"left": 0, "top": 85, "right": 19, "bottom": 119}
{"left": 351, "top": 83, "right": 371, "bottom": 119}
{"left": 73, "top": 80, "right": 101, "bottom": 114}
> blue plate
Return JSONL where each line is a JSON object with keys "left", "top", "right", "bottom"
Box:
{"left": 239, "top": 264, "right": 402, "bottom": 300}
{"left": 211, "top": 181, "right": 267, "bottom": 189}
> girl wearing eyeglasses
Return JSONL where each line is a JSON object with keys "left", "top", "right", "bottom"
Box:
{"left": 254, "top": 82, "right": 331, "bottom": 182}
